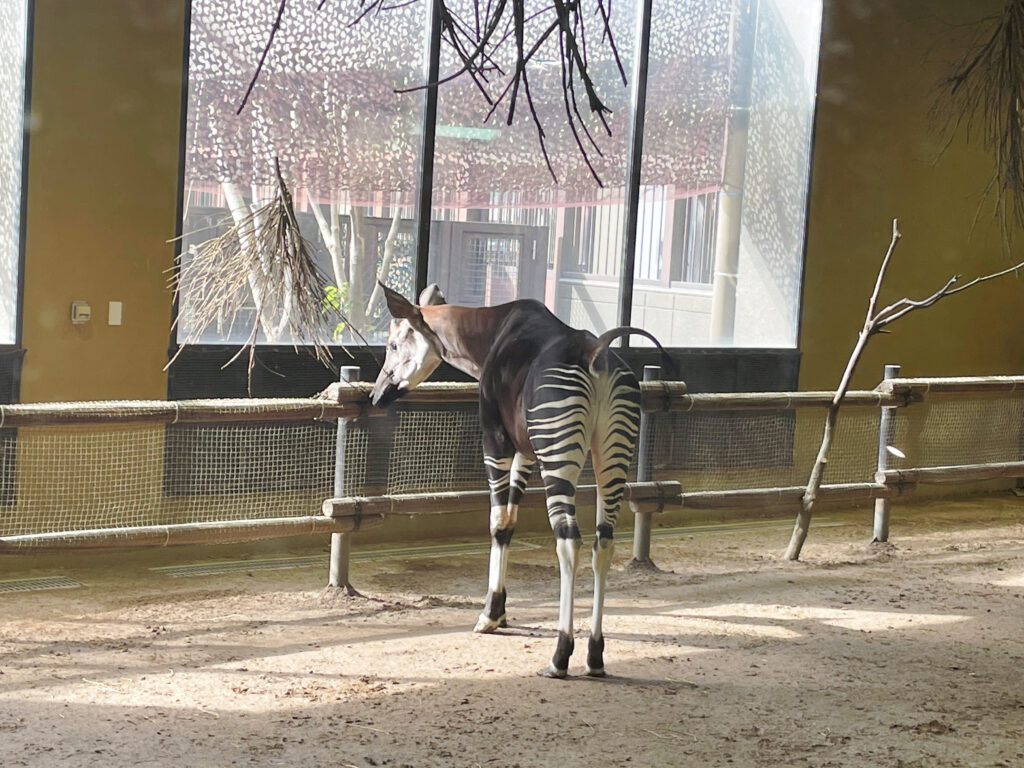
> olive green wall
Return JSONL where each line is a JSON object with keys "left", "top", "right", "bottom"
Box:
{"left": 799, "top": 0, "right": 1024, "bottom": 391}
{"left": 19, "top": 0, "right": 185, "bottom": 402}
{"left": 16, "top": 0, "right": 1024, "bottom": 401}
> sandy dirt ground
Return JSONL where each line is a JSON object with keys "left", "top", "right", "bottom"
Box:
{"left": 1, "top": 497, "right": 1023, "bottom": 768}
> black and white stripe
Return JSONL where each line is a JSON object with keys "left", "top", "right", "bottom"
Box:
{"left": 527, "top": 365, "right": 595, "bottom": 538}
{"left": 527, "top": 364, "right": 641, "bottom": 534}
{"left": 590, "top": 365, "right": 642, "bottom": 532}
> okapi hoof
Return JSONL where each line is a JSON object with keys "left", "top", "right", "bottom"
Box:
{"left": 475, "top": 589, "right": 507, "bottom": 633}
{"left": 537, "top": 631, "right": 574, "bottom": 679}
{"left": 585, "top": 636, "right": 606, "bottom": 677}
{"left": 537, "top": 663, "right": 568, "bottom": 679}
{"left": 473, "top": 613, "right": 506, "bottom": 634}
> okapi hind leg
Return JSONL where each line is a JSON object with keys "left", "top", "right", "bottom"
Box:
{"left": 537, "top": 461, "right": 585, "bottom": 679}
{"left": 475, "top": 452, "right": 535, "bottom": 634}
{"left": 542, "top": 528, "right": 582, "bottom": 679}
{"left": 587, "top": 470, "right": 628, "bottom": 677}
{"left": 587, "top": 523, "right": 616, "bottom": 677}
{"left": 527, "top": 364, "right": 592, "bottom": 679}
{"left": 587, "top": 369, "right": 642, "bottom": 677}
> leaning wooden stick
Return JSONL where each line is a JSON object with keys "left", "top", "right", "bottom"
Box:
{"left": 785, "top": 219, "right": 1024, "bottom": 560}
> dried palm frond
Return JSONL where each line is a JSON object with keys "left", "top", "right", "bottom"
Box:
{"left": 933, "top": 0, "right": 1024, "bottom": 249}
{"left": 169, "top": 158, "right": 354, "bottom": 384}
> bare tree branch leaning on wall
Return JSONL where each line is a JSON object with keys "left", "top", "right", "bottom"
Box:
{"left": 785, "top": 219, "right": 1024, "bottom": 561}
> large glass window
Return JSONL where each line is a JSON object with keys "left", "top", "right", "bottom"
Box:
{"left": 632, "top": 0, "right": 821, "bottom": 347}
{"left": 180, "top": 0, "right": 427, "bottom": 345}
{"left": 0, "top": 0, "right": 29, "bottom": 345}
{"left": 426, "top": 0, "right": 638, "bottom": 335}
{"left": 179, "top": 0, "right": 821, "bottom": 349}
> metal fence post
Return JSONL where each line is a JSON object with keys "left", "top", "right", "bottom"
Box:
{"left": 629, "top": 365, "right": 661, "bottom": 568}
{"left": 872, "top": 363, "right": 900, "bottom": 543}
{"left": 329, "top": 365, "right": 361, "bottom": 592}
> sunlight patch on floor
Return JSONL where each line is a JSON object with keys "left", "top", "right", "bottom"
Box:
{"left": 989, "top": 572, "right": 1024, "bottom": 588}
{"left": 673, "top": 603, "right": 969, "bottom": 632}
{"left": 605, "top": 609, "right": 802, "bottom": 640}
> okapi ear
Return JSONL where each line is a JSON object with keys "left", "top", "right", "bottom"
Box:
{"left": 379, "top": 282, "right": 420, "bottom": 321}
{"left": 418, "top": 284, "right": 446, "bottom": 306}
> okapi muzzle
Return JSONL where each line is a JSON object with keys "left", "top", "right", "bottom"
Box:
{"left": 370, "top": 284, "right": 446, "bottom": 409}
{"left": 369, "top": 372, "right": 403, "bottom": 409}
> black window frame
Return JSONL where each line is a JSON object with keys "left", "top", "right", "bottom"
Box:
{"left": 0, "top": 0, "right": 34, "bottom": 405}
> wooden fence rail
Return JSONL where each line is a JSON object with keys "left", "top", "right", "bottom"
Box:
{"left": 0, "top": 373, "right": 1022, "bottom": 580}
{"left": 0, "top": 381, "right": 915, "bottom": 428}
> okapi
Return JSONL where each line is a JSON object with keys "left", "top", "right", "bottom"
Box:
{"left": 370, "top": 283, "right": 665, "bottom": 678}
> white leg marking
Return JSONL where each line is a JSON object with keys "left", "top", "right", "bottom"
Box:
{"left": 474, "top": 537, "right": 510, "bottom": 633}
{"left": 555, "top": 536, "right": 581, "bottom": 637}
{"left": 587, "top": 537, "right": 614, "bottom": 676}
{"left": 488, "top": 538, "right": 509, "bottom": 593}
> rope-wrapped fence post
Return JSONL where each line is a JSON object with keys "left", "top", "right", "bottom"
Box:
{"left": 872, "top": 364, "right": 901, "bottom": 543}
{"left": 329, "top": 365, "right": 361, "bottom": 592}
{"left": 629, "top": 365, "right": 661, "bottom": 569}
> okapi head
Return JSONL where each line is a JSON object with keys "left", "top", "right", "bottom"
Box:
{"left": 370, "top": 283, "right": 448, "bottom": 408}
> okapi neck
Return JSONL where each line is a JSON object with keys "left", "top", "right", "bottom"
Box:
{"left": 420, "top": 303, "right": 515, "bottom": 380}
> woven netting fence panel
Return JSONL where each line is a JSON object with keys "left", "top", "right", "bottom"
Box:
{"left": 0, "top": 401, "right": 491, "bottom": 543}
{"left": 645, "top": 406, "right": 883, "bottom": 490}
{"left": 889, "top": 391, "right": 1024, "bottom": 470}
{"left": 0, "top": 421, "right": 336, "bottom": 539}
{"left": 347, "top": 403, "right": 487, "bottom": 496}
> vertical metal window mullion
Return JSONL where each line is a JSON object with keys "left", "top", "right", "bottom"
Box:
{"left": 14, "top": 0, "right": 34, "bottom": 353}
{"left": 413, "top": 0, "right": 443, "bottom": 297}
{"left": 168, "top": 0, "right": 194, "bottom": 392}
{"left": 616, "top": 0, "right": 654, "bottom": 337}
{"left": 9, "top": 0, "right": 35, "bottom": 401}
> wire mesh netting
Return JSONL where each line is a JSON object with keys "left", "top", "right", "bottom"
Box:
{"left": 0, "top": 402, "right": 489, "bottom": 545}
{"left": 0, "top": 421, "right": 337, "bottom": 538}
{"left": 383, "top": 407, "right": 486, "bottom": 495}
{"left": 1, "top": 386, "right": 1022, "bottom": 547}
{"left": 890, "top": 391, "right": 1024, "bottom": 470}
{"left": 646, "top": 406, "right": 882, "bottom": 490}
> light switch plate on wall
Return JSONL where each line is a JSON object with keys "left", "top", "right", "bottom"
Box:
{"left": 70, "top": 301, "right": 91, "bottom": 324}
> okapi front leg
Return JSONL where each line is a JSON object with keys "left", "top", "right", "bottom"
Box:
{"left": 475, "top": 452, "right": 514, "bottom": 633}
{"left": 476, "top": 451, "right": 535, "bottom": 634}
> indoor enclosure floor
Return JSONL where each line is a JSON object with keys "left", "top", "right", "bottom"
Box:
{"left": 1, "top": 497, "right": 1023, "bottom": 768}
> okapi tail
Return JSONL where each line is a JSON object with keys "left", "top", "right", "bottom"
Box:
{"left": 587, "top": 327, "right": 679, "bottom": 378}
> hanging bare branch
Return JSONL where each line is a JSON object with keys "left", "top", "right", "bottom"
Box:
{"left": 237, "top": 0, "right": 288, "bottom": 115}
{"left": 238, "top": 0, "right": 627, "bottom": 184}
{"left": 785, "top": 219, "right": 1024, "bottom": 560}
{"left": 406, "top": 0, "right": 624, "bottom": 184}
{"left": 932, "top": 0, "right": 1024, "bottom": 249}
